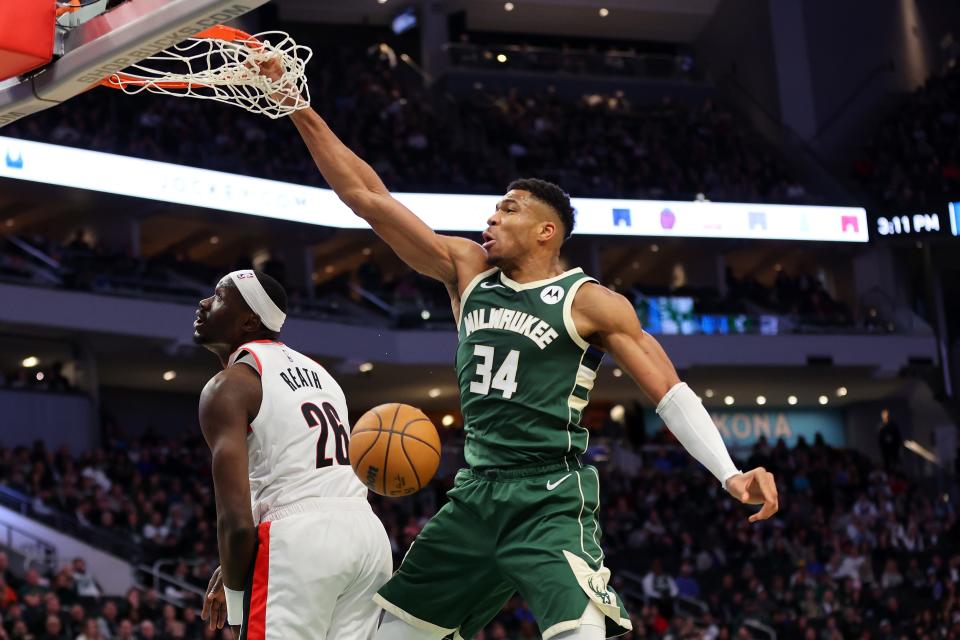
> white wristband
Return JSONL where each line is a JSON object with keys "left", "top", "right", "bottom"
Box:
{"left": 224, "top": 586, "right": 245, "bottom": 626}
{"left": 656, "top": 382, "right": 741, "bottom": 486}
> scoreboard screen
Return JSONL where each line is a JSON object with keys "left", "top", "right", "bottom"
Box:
{"left": 875, "top": 212, "right": 942, "bottom": 236}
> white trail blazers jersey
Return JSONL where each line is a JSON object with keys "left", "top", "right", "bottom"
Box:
{"left": 227, "top": 340, "right": 366, "bottom": 522}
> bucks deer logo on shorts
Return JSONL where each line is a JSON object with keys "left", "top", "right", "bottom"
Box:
{"left": 588, "top": 576, "right": 612, "bottom": 606}
{"left": 563, "top": 549, "right": 628, "bottom": 625}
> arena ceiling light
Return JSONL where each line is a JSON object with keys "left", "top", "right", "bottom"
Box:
{"left": 162, "top": 370, "right": 177, "bottom": 381}
{"left": 787, "top": 395, "right": 798, "bottom": 406}
{"left": 599, "top": 8, "right": 610, "bottom": 17}
{"left": 428, "top": 387, "right": 441, "bottom": 398}
{"left": 818, "top": 395, "right": 829, "bottom": 405}
{"left": 756, "top": 395, "right": 766, "bottom": 406}
{"left": 504, "top": 2, "right": 515, "bottom": 11}
{"left": 612, "top": 368, "right": 623, "bottom": 378}
{"left": 441, "top": 414, "right": 455, "bottom": 427}
{"left": 836, "top": 386, "right": 848, "bottom": 397}
{"left": 609, "top": 404, "right": 625, "bottom": 422}
{"left": 703, "top": 388, "right": 714, "bottom": 398}
{"left": 723, "top": 395, "right": 734, "bottom": 406}
{"left": 21, "top": 356, "right": 39, "bottom": 367}
{"left": 358, "top": 362, "right": 374, "bottom": 373}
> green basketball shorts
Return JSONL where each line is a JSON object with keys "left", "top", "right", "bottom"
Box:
{"left": 374, "top": 457, "right": 632, "bottom": 640}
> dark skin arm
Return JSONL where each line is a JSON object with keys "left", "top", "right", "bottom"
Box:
{"left": 198, "top": 364, "right": 261, "bottom": 629}
{"left": 261, "top": 59, "right": 488, "bottom": 310}
{"left": 573, "top": 282, "right": 779, "bottom": 522}
{"left": 288, "top": 108, "right": 488, "bottom": 302}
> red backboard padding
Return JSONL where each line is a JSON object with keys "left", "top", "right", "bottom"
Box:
{"left": 0, "top": 0, "right": 56, "bottom": 80}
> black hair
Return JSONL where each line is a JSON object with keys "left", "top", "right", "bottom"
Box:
{"left": 253, "top": 271, "right": 288, "bottom": 338}
{"left": 507, "top": 178, "right": 576, "bottom": 239}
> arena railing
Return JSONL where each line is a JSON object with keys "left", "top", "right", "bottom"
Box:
{"left": 0, "top": 485, "right": 142, "bottom": 562}
{"left": 443, "top": 43, "right": 699, "bottom": 82}
{"left": 742, "top": 618, "right": 777, "bottom": 640}
{"left": 134, "top": 562, "right": 206, "bottom": 611}
{"left": 0, "top": 519, "right": 58, "bottom": 575}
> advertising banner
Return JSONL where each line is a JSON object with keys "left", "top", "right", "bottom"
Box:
{"left": 1, "top": 136, "right": 868, "bottom": 242}
{"left": 644, "top": 408, "right": 845, "bottom": 448}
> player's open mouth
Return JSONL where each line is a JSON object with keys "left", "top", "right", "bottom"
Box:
{"left": 482, "top": 231, "right": 496, "bottom": 249}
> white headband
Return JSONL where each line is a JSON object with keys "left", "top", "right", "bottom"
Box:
{"left": 227, "top": 270, "right": 286, "bottom": 332}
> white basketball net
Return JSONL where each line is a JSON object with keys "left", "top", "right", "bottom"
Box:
{"left": 102, "top": 30, "right": 312, "bottom": 119}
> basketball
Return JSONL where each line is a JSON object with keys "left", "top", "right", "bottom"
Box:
{"left": 350, "top": 403, "right": 441, "bottom": 497}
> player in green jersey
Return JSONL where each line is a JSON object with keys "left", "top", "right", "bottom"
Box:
{"left": 282, "top": 100, "right": 778, "bottom": 640}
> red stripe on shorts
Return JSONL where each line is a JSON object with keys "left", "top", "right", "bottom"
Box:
{"left": 247, "top": 521, "right": 271, "bottom": 640}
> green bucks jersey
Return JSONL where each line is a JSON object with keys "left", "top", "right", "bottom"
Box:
{"left": 455, "top": 267, "right": 603, "bottom": 469}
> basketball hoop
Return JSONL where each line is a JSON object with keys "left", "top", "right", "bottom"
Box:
{"left": 99, "top": 26, "right": 311, "bottom": 119}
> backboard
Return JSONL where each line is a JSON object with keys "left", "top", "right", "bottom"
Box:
{"left": 0, "top": 0, "right": 270, "bottom": 128}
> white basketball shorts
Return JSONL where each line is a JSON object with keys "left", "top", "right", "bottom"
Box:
{"left": 239, "top": 497, "right": 393, "bottom": 640}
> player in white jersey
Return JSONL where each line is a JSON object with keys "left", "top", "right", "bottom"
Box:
{"left": 193, "top": 269, "right": 392, "bottom": 640}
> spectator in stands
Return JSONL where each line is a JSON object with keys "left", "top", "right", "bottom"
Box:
{"left": 3, "top": 38, "right": 807, "bottom": 206}
{"left": 113, "top": 619, "right": 135, "bottom": 640}
{"left": 0, "top": 576, "right": 15, "bottom": 610}
{"left": 674, "top": 562, "right": 700, "bottom": 599}
{"left": 40, "top": 612, "right": 66, "bottom": 640}
{"left": 141, "top": 513, "right": 169, "bottom": 544}
{"left": 66, "top": 604, "right": 85, "bottom": 636}
{"left": 2, "top": 420, "right": 960, "bottom": 638}
{"left": 138, "top": 619, "right": 156, "bottom": 640}
{"left": 69, "top": 560, "right": 100, "bottom": 602}
{"left": 877, "top": 408, "right": 902, "bottom": 472}
{"left": 75, "top": 617, "right": 102, "bottom": 640}
{"left": 855, "top": 63, "right": 960, "bottom": 209}
{"left": 94, "top": 599, "right": 118, "bottom": 639}
{"left": 642, "top": 559, "right": 679, "bottom": 618}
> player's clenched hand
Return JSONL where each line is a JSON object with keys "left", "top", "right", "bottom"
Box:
{"left": 255, "top": 55, "right": 300, "bottom": 108}
{"left": 256, "top": 55, "right": 284, "bottom": 83}
{"left": 724, "top": 467, "right": 779, "bottom": 523}
{"left": 201, "top": 566, "right": 227, "bottom": 630}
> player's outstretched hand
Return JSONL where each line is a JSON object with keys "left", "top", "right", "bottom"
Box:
{"left": 724, "top": 467, "right": 779, "bottom": 523}
{"left": 201, "top": 565, "right": 227, "bottom": 630}
{"left": 255, "top": 55, "right": 301, "bottom": 109}
{"left": 256, "top": 55, "right": 284, "bottom": 83}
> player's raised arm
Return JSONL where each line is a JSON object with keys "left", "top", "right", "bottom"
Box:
{"left": 288, "top": 107, "right": 487, "bottom": 287}
{"left": 572, "top": 283, "right": 779, "bottom": 522}
{"left": 257, "top": 56, "right": 487, "bottom": 288}
{"left": 198, "top": 365, "right": 261, "bottom": 627}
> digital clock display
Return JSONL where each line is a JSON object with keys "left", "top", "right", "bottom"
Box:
{"left": 875, "top": 213, "right": 941, "bottom": 236}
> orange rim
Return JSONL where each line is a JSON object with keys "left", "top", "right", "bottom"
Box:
{"left": 100, "top": 73, "right": 209, "bottom": 90}
{"left": 56, "top": 0, "right": 83, "bottom": 17}
{"left": 99, "top": 25, "right": 261, "bottom": 90}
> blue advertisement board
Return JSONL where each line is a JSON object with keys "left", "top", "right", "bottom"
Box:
{"left": 644, "top": 409, "right": 845, "bottom": 448}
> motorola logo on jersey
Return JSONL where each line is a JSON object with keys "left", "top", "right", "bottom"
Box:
{"left": 540, "top": 286, "right": 564, "bottom": 305}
